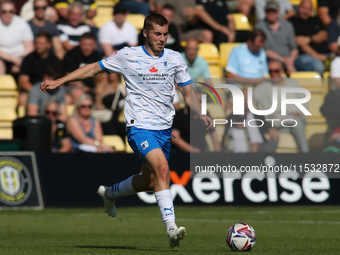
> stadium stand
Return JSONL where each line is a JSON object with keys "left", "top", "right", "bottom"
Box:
{"left": 219, "top": 42, "right": 241, "bottom": 69}
{"left": 197, "top": 43, "right": 220, "bottom": 64}
{"left": 125, "top": 136, "right": 133, "bottom": 153}
{"left": 102, "top": 135, "right": 125, "bottom": 152}
{"left": 232, "top": 13, "right": 252, "bottom": 31}
{"left": 125, "top": 14, "right": 145, "bottom": 33}
{"left": 289, "top": 71, "right": 326, "bottom": 93}
{"left": 276, "top": 133, "right": 299, "bottom": 153}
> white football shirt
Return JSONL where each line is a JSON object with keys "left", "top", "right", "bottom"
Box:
{"left": 99, "top": 46, "right": 192, "bottom": 130}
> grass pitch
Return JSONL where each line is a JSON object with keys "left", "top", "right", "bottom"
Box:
{"left": 0, "top": 206, "right": 339, "bottom": 254}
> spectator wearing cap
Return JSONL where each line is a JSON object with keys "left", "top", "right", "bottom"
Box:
{"left": 327, "top": 9, "right": 340, "bottom": 53}
{"left": 255, "top": 0, "right": 298, "bottom": 74}
{"left": 289, "top": 0, "right": 329, "bottom": 75}
{"left": 255, "top": 0, "right": 295, "bottom": 21}
{"left": 98, "top": 3, "right": 138, "bottom": 57}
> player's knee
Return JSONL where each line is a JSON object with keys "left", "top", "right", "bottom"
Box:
{"left": 157, "top": 163, "right": 170, "bottom": 181}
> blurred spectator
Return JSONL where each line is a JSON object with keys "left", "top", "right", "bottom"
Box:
{"left": 171, "top": 105, "right": 221, "bottom": 152}
{"left": 195, "top": 0, "right": 237, "bottom": 46}
{"left": 62, "top": 32, "right": 103, "bottom": 104}
{"left": 0, "top": 0, "right": 34, "bottom": 75}
{"left": 99, "top": 3, "right": 137, "bottom": 57}
{"left": 254, "top": 60, "right": 309, "bottom": 152}
{"left": 321, "top": 42, "right": 340, "bottom": 133}
{"left": 255, "top": 0, "right": 295, "bottom": 21}
{"left": 290, "top": 0, "right": 329, "bottom": 75}
{"left": 156, "top": 0, "right": 213, "bottom": 43}
{"left": 139, "top": 4, "right": 182, "bottom": 52}
{"left": 330, "top": 38, "right": 340, "bottom": 84}
{"left": 28, "top": 0, "right": 64, "bottom": 60}
{"left": 227, "top": 0, "right": 254, "bottom": 18}
{"left": 226, "top": 29, "right": 268, "bottom": 85}
{"left": 44, "top": 98, "right": 72, "bottom": 153}
{"left": 27, "top": 63, "right": 67, "bottom": 120}
{"left": 119, "top": 0, "right": 151, "bottom": 16}
{"left": 67, "top": 94, "right": 114, "bottom": 153}
{"left": 19, "top": 31, "right": 61, "bottom": 105}
{"left": 327, "top": 9, "right": 340, "bottom": 53}
{"left": 317, "top": 0, "right": 340, "bottom": 26}
{"left": 181, "top": 38, "right": 210, "bottom": 79}
{"left": 222, "top": 89, "right": 279, "bottom": 153}
{"left": 54, "top": 0, "right": 97, "bottom": 26}
{"left": 255, "top": 0, "right": 298, "bottom": 74}
{"left": 95, "top": 73, "right": 126, "bottom": 140}
{"left": 57, "top": 1, "right": 91, "bottom": 52}
{"left": 20, "top": 0, "right": 59, "bottom": 24}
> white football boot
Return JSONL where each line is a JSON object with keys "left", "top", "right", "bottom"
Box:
{"left": 168, "top": 226, "right": 186, "bottom": 248}
{"left": 97, "top": 185, "right": 117, "bottom": 217}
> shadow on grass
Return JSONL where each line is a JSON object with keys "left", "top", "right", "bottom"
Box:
{"left": 76, "top": 245, "right": 172, "bottom": 252}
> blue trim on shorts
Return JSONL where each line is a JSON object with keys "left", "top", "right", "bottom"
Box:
{"left": 126, "top": 127, "right": 172, "bottom": 164}
{"left": 98, "top": 60, "right": 110, "bottom": 74}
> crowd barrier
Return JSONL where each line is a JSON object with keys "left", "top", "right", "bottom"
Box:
{"left": 0, "top": 152, "right": 339, "bottom": 208}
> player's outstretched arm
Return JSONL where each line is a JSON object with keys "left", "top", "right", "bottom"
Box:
{"left": 41, "top": 62, "right": 104, "bottom": 93}
{"left": 178, "top": 84, "right": 213, "bottom": 130}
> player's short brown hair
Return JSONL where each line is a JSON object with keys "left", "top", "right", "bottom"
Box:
{"left": 143, "top": 13, "right": 168, "bottom": 32}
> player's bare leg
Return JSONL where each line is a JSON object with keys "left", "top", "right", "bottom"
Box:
{"left": 144, "top": 148, "right": 186, "bottom": 248}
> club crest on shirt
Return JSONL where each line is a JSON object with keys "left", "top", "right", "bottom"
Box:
{"left": 164, "top": 60, "right": 170, "bottom": 67}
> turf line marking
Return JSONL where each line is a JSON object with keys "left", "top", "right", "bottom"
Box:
{"left": 126, "top": 217, "right": 340, "bottom": 225}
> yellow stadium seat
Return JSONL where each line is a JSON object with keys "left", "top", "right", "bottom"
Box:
{"left": 290, "top": 0, "right": 317, "bottom": 9}
{"left": 93, "top": 6, "right": 113, "bottom": 28}
{"left": 125, "top": 14, "right": 145, "bottom": 33}
{"left": 323, "top": 71, "right": 330, "bottom": 91}
{"left": 305, "top": 123, "right": 328, "bottom": 140}
{"left": 289, "top": 71, "right": 325, "bottom": 93}
{"left": 0, "top": 75, "right": 17, "bottom": 90}
{"left": 208, "top": 64, "right": 223, "bottom": 78}
{"left": 102, "top": 135, "right": 125, "bottom": 152}
{"left": 17, "top": 105, "right": 26, "bottom": 118}
{"left": 0, "top": 107, "right": 17, "bottom": 122}
{"left": 125, "top": 136, "right": 133, "bottom": 153}
{"left": 232, "top": 13, "right": 251, "bottom": 31}
{"left": 0, "top": 127, "right": 13, "bottom": 139}
{"left": 306, "top": 93, "right": 326, "bottom": 124}
{"left": 67, "top": 105, "right": 75, "bottom": 116}
{"left": 305, "top": 123, "right": 327, "bottom": 152}
{"left": 198, "top": 43, "right": 220, "bottom": 64}
{"left": 180, "top": 41, "right": 187, "bottom": 48}
{"left": 0, "top": 97, "right": 18, "bottom": 107}
{"left": 276, "top": 133, "right": 299, "bottom": 153}
{"left": 219, "top": 42, "right": 241, "bottom": 68}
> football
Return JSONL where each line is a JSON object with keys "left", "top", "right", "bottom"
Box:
{"left": 226, "top": 223, "right": 256, "bottom": 252}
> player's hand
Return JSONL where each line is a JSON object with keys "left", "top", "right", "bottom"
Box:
{"left": 41, "top": 80, "right": 59, "bottom": 93}
{"left": 200, "top": 115, "right": 213, "bottom": 130}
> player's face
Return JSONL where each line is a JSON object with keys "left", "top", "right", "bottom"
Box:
{"left": 145, "top": 23, "right": 169, "bottom": 55}
{"left": 79, "top": 38, "right": 96, "bottom": 57}
{"left": 0, "top": 3, "right": 15, "bottom": 25}
{"left": 33, "top": 0, "right": 48, "bottom": 20}
{"left": 35, "top": 36, "right": 51, "bottom": 55}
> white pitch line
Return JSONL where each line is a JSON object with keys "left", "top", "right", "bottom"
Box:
{"left": 194, "top": 209, "right": 340, "bottom": 215}
{"left": 126, "top": 217, "right": 340, "bottom": 225}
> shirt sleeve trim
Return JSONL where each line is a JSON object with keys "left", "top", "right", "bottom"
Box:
{"left": 177, "top": 80, "right": 192, "bottom": 86}
{"left": 98, "top": 60, "right": 110, "bottom": 74}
